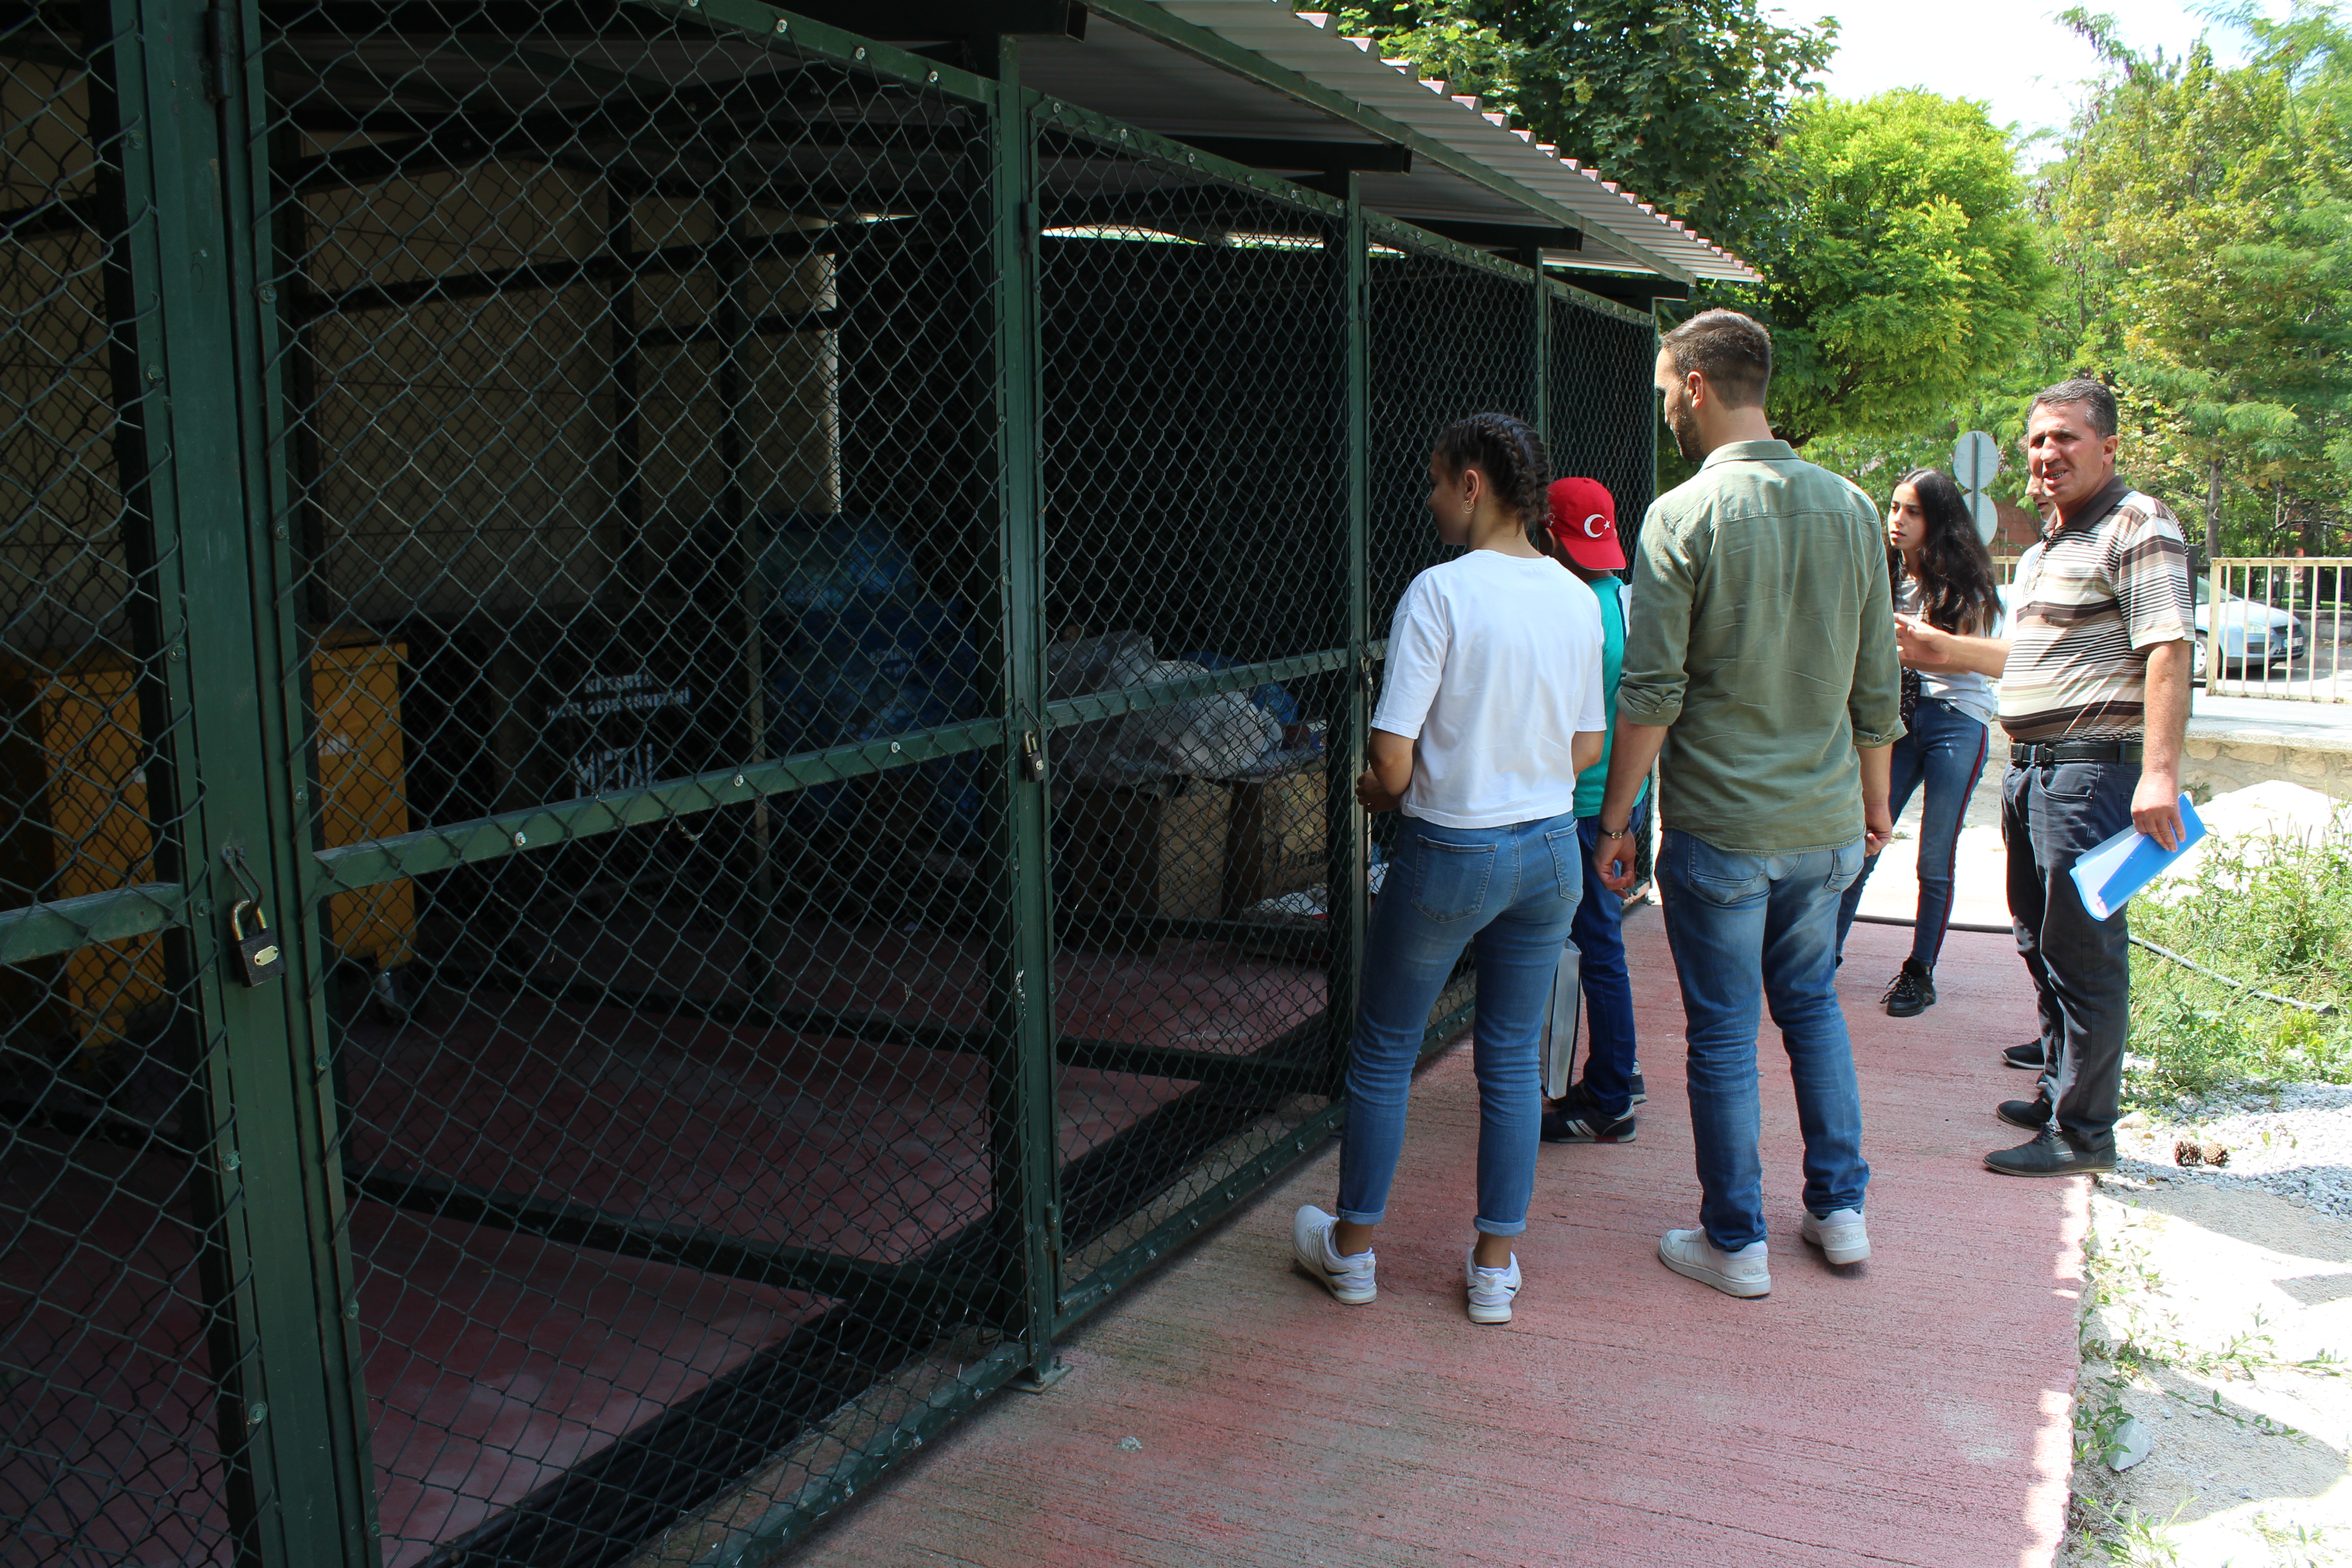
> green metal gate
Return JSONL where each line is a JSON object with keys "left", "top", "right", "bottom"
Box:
{"left": 1, "top": 5, "right": 1658, "bottom": 1564}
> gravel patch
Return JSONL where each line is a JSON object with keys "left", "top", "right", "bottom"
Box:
{"left": 2114, "top": 1082, "right": 2352, "bottom": 1219}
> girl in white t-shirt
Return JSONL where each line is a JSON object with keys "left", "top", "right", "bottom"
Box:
{"left": 1289, "top": 412, "right": 1608, "bottom": 1325}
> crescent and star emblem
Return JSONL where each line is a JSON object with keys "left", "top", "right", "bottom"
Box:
{"left": 1582, "top": 514, "right": 1609, "bottom": 538}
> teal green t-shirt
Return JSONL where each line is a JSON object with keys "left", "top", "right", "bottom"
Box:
{"left": 1573, "top": 575, "right": 1647, "bottom": 818}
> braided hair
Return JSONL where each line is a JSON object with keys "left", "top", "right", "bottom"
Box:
{"left": 1433, "top": 412, "right": 1548, "bottom": 526}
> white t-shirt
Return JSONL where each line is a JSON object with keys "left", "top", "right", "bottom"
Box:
{"left": 1372, "top": 551, "right": 1607, "bottom": 828}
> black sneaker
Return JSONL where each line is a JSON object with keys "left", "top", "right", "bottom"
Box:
{"left": 1882, "top": 959, "right": 1936, "bottom": 1017}
{"left": 2002, "top": 1040, "right": 2047, "bottom": 1071}
{"left": 1541, "top": 1083, "right": 1636, "bottom": 1144}
{"left": 1628, "top": 1071, "right": 1647, "bottom": 1106}
{"left": 1984, "top": 1127, "right": 2115, "bottom": 1177}
{"left": 1998, "top": 1095, "right": 2052, "bottom": 1131}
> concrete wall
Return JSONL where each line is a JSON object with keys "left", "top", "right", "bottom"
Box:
{"left": 2182, "top": 730, "right": 2352, "bottom": 801}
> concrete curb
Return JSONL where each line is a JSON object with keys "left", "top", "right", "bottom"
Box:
{"left": 2184, "top": 725, "right": 2352, "bottom": 801}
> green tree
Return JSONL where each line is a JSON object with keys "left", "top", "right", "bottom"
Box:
{"left": 2041, "top": 6, "right": 2352, "bottom": 555}
{"left": 1328, "top": 5, "right": 2050, "bottom": 470}
{"left": 1754, "top": 90, "right": 2051, "bottom": 448}
{"left": 1327, "top": 0, "right": 1835, "bottom": 255}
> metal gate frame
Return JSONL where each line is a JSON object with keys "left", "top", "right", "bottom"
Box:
{"left": 1, "top": 5, "right": 1660, "bottom": 1563}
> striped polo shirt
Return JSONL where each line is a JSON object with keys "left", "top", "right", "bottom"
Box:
{"left": 1998, "top": 478, "right": 2194, "bottom": 743}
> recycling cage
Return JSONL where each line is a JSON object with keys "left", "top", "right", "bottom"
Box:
{"left": 0, "top": 4, "right": 1660, "bottom": 1565}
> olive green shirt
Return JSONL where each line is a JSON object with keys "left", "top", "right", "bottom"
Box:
{"left": 1618, "top": 439, "right": 1905, "bottom": 854}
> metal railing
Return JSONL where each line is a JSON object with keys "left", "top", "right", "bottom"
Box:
{"left": 2202, "top": 558, "right": 2352, "bottom": 701}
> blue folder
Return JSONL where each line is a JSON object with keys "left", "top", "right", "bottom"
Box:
{"left": 2069, "top": 794, "right": 2207, "bottom": 921}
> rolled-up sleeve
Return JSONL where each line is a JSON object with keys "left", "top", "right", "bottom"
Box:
{"left": 1849, "top": 520, "right": 1905, "bottom": 748}
{"left": 1616, "top": 500, "right": 1696, "bottom": 728}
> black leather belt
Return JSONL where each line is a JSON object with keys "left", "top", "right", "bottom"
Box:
{"left": 2009, "top": 740, "right": 2143, "bottom": 766}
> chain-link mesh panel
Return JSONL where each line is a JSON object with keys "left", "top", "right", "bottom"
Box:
{"left": 1547, "top": 284, "right": 1658, "bottom": 546}
{"left": 1363, "top": 227, "right": 1537, "bottom": 1031}
{"left": 1366, "top": 229, "right": 1536, "bottom": 640}
{"left": 11, "top": 4, "right": 1666, "bottom": 1557}
{"left": 1033, "top": 109, "right": 1351, "bottom": 1296}
{"left": 250, "top": 9, "right": 1012, "bottom": 1561}
{"left": 1548, "top": 284, "right": 1659, "bottom": 889}
{"left": 4, "top": 12, "right": 235, "bottom": 1565}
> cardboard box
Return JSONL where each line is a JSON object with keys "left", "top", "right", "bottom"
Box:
{"left": 1055, "top": 779, "right": 1230, "bottom": 923}
{"left": 1225, "top": 765, "right": 1327, "bottom": 916}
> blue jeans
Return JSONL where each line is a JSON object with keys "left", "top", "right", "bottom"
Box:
{"left": 1834, "top": 697, "right": 1991, "bottom": 966}
{"left": 2004, "top": 760, "right": 2136, "bottom": 1152}
{"left": 1337, "top": 812, "right": 1583, "bottom": 1237}
{"left": 1569, "top": 795, "right": 1651, "bottom": 1119}
{"left": 1657, "top": 829, "right": 1871, "bottom": 1252}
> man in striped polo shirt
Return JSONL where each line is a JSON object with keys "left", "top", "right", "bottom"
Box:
{"left": 1896, "top": 379, "right": 2194, "bottom": 1176}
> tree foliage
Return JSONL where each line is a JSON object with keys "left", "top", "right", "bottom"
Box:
{"left": 1327, "top": 0, "right": 1834, "bottom": 255}
{"left": 1330, "top": 0, "right": 2352, "bottom": 541}
{"left": 1754, "top": 90, "right": 2050, "bottom": 448}
{"left": 2041, "top": 5, "right": 2352, "bottom": 554}
{"left": 1328, "top": 4, "right": 2047, "bottom": 460}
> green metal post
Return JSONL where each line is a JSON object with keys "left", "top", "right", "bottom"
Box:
{"left": 980, "top": 35, "right": 1062, "bottom": 1377}
{"left": 1324, "top": 177, "right": 1371, "bottom": 1095}
{"left": 222, "top": 0, "right": 381, "bottom": 1557}
{"left": 103, "top": 0, "right": 377, "bottom": 1562}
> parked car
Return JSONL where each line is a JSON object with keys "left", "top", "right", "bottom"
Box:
{"left": 2193, "top": 575, "right": 2308, "bottom": 675}
{"left": 1989, "top": 580, "right": 2306, "bottom": 679}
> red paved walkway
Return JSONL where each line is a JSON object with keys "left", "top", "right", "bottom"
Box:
{"left": 785, "top": 913, "right": 2086, "bottom": 1568}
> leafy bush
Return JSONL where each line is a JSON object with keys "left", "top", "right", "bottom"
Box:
{"left": 2127, "top": 820, "right": 2352, "bottom": 1101}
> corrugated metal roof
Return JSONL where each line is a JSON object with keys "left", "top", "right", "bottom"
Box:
{"left": 1066, "top": 0, "right": 1757, "bottom": 285}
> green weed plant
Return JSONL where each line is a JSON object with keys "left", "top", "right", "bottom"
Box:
{"left": 2128, "top": 818, "right": 2352, "bottom": 1103}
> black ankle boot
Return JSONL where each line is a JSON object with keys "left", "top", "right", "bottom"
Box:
{"left": 1882, "top": 959, "right": 1936, "bottom": 1018}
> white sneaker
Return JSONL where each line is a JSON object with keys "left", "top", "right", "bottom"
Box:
{"left": 1292, "top": 1205, "right": 1376, "bottom": 1304}
{"left": 1658, "top": 1227, "right": 1771, "bottom": 1298}
{"left": 1800, "top": 1207, "right": 1870, "bottom": 1265}
{"left": 1464, "top": 1246, "right": 1520, "bottom": 1324}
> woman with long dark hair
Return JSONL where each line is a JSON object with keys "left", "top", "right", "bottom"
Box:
{"left": 1834, "top": 467, "right": 2002, "bottom": 1015}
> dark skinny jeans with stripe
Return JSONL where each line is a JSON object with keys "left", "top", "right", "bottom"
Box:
{"left": 1832, "top": 696, "right": 1991, "bottom": 968}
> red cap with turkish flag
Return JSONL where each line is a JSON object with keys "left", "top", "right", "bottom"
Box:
{"left": 1545, "top": 476, "right": 1626, "bottom": 571}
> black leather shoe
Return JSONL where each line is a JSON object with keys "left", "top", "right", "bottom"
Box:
{"left": 1984, "top": 1127, "right": 2115, "bottom": 1177}
{"left": 1882, "top": 960, "right": 1936, "bottom": 1017}
{"left": 2001, "top": 1040, "right": 2047, "bottom": 1071}
{"left": 1998, "top": 1096, "right": 2053, "bottom": 1131}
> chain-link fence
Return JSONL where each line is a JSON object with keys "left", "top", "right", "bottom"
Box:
{"left": 3, "top": 5, "right": 1656, "bottom": 1564}
{"left": 1032, "top": 103, "right": 1355, "bottom": 1313}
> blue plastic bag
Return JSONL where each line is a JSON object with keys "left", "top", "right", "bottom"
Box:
{"left": 758, "top": 516, "right": 985, "bottom": 841}
{"left": 1178, "top": 651, "right": 1301, "bottom": 727}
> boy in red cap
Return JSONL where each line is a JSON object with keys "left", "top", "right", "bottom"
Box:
{"left": 1538, "top": 477, "right": 1651, "bottom": 1144}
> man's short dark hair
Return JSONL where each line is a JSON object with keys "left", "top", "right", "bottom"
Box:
{"left": 1659, "top": 309, "right": 1772, "bottom": 409}
{"left": 2028, "top": 377, "right": 2118, "bottom": 439}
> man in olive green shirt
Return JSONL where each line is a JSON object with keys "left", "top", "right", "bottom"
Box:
{"left": 1593, "top": 309, "right": 1901, "bottom": 1300}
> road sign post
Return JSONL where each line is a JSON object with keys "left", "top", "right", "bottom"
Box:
{"left": 1954, "top": 430, "right": 2001, "bottom": 544}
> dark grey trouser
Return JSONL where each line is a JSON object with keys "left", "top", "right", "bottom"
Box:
{"left": 2004, "top": 760, "right": 2137, "bottom": 1152}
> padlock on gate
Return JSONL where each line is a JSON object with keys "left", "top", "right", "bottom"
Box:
{"left": 228, "top": 900, "right": 285, "bottom": 987}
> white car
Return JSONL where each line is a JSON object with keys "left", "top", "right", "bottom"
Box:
{"left": 1989, "top": 580, "right": 2308, "bottom": 678}
{"left": 2192, "top": 575, "right": 2308, "bottom": 676}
